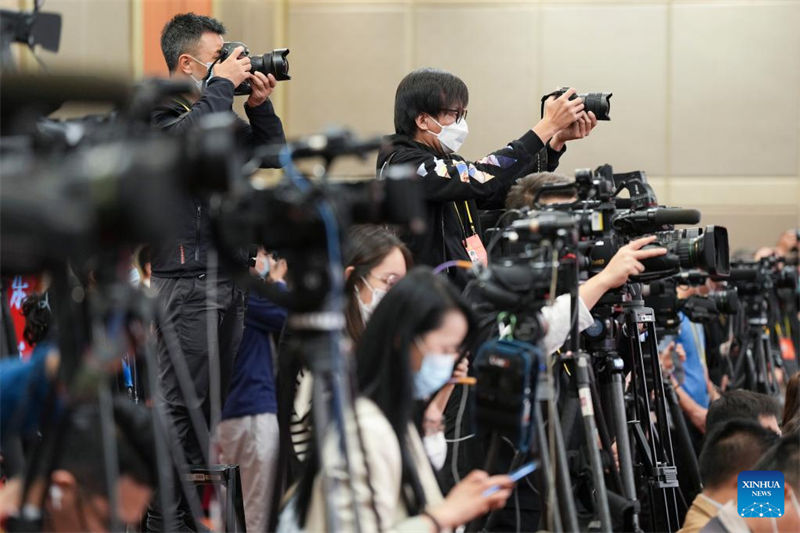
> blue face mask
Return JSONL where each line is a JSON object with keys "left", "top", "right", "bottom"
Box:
{"left": 413, "top": 340, "right": 456, "bottom": 400}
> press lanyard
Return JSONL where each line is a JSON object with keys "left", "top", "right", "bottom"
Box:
{"left": 453, "top": 201, "right": 478, "bottom": 237}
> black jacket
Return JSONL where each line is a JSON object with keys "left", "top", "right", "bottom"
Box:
{"left": 150, "top": 77, "right": 285, "bottom": 277}
{"left": 376, "top": 131, "right": 563, "bottom": 287}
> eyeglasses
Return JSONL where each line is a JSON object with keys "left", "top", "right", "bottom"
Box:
{"left": 440, "top": 108, "right": 468, "bottom": 124}
{"left": 368, "top": 272, "right": 401, "bottom": 288}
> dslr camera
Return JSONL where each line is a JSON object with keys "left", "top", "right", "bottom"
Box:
{"left": 218, "top": 41, "right": 291, "bottom": 95}
{"left": 541, "top": 87, "right": 612, "bottom": 121}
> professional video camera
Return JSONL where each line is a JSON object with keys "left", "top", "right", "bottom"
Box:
{"left": 470, "top": 211, "right": 578, "bottom": 457}
{"left": 725, "top": 257, "right": 797, "bottom": 395}
{"left": 217, "top": 41, "right": 290, "bottom": 95}
{"left": 540, "top": 87, "right": 612, "bottom": 121}
{"left": 729, "top": 256, "right": 798, "bottom": 298}
{"left": 534, "top": 164, "right": 730, "bottom": 281}
{"left": 643, "top": 272, "right": 739, "bottom": 334}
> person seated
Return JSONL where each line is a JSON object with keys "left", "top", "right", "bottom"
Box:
{"left": 701, "top": 432, "right": 800, "bottom": 533}
{"left": 0, "top": 401, "right": 156, "bottom": 532}
{"left": 286, "top": 269, "right": 515, "bottom": 531}
{"left": 706, "top": 389, "right": 782, "bottom": 436}
{"left": 679, "top": 419, "right": 778, "bottom": 533}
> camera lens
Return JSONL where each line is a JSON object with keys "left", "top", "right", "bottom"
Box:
{"left": 674, "top": 226, "right": 729, "bottom": 277}
{"left": 709, "top": 288, "right": 739, "bottom": 314}
{"left": 579, "top": 92, "right": 612, "bottom": 121}
{"left": 251, "top": 48, "right": 291, "bottom": 81}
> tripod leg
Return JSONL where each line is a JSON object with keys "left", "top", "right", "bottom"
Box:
{"left": 552, "top": 404, "right": 580, "bottom": 532}
{"left": 533, "top": 400, "right": 563, "bottom": 532}
{"left": 608, "top": 365, "right": 640, "bottom": 532}
{"left": 574, "top": 354, "right": 613, "bottom": 531}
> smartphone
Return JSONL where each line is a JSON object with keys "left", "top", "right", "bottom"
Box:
{"left": 482, "top": 460, "right": 539, "bottom": 497}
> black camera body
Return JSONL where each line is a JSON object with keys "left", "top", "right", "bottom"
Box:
{"left": 540, "top": 87, "right": 612, "bottom": 121}
{"left": 218, "top": 41, "right": 290, "bottom": 96}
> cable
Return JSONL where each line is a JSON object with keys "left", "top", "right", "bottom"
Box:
{"left": 432, "top": 260, "right": 473, "bottom": 275}
{"left": 450, "top": 383, "right": 470, "bottom": 484}
{"left": 445, "top": 433, "right": 475, "bottom": 444}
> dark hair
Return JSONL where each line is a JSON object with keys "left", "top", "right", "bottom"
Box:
{"left": 783, "top": 371, "right": 800, "bottom": 427}
{"left": 394, "top": 68, "right": 469, "bottom": 137}
{"left": 505, "top": 172, "right": 575, "bottom": 210}
{"left": 160, "top": 13, "right": 226, "bottom": 72}
{"left": 344, "top": 225, "right": 412, "bottom": 344}
{"left": 753, "top": 433, "right": 800, "bottom": 492}
{"left": 21, "top": 292, "right": 52, "bottom": 346}
{"left": 706, "top": 389, "right": 781, "bottom": 435}
{"left": 698, "top": 419, "right": 778, "bottom": 489}
{"left": 55, "top": 400, "right": 156, "bottom": 496}
{"left": 295, "top": 268, "right": 474, "bottom": 524}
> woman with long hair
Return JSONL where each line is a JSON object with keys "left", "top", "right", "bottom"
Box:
{"left": 291, "top": 268, "right": 512, "bottom": 531}
{"left": 289, "top": 225, "right": 414, "bottom": 464}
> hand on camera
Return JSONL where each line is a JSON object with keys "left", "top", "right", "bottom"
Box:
{"left": 597, "top": 235, "right": 667, "bottom": 289}
{"left": 427, "top": 470, "right": 513, "bottom": 529}
{"left": 214, "top": 46, "right": 251, "bottom": 88}
{"left": 550, "top": 111, "right": 598, "bottom": 151}
{"left": 533, "top": 88, "right": 585, "bottom": 143}
{"left": 247, "top": 72, "right": 277, "bottom": 108}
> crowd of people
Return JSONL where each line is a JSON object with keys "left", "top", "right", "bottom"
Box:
{"left": 1, "top": 10, "right": 800, "bottom": 533}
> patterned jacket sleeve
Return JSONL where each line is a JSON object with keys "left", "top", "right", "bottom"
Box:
{"left": 393, "top": 130, "right": 548, "bottom": 205}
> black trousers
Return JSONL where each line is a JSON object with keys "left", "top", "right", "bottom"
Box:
{"left": 145, "top": 275, "right": 244, "bottom": 532}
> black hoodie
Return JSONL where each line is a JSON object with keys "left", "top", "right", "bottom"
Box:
{"left": 376, "top": 131, "right": 564, "bottom": 287}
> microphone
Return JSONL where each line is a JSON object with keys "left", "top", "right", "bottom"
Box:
{"left": 510, "top": 212, "right": 575, "bottom": 234}
{"left": 614, "top": 208, "right": 701, "bottom": 227}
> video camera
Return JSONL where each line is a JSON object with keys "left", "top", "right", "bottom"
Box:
{"left": 533, "top": 164, "right": 730, "bottom": 282}
{"left": 643, "top": 272, "right": 739, "bottom": 333}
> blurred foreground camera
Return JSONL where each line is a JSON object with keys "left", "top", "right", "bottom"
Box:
{"left": 218, "top": 41, "right": 290, "bottom": 95}
{"left": 541, "top": 87, "right": 612, "bottom": 121}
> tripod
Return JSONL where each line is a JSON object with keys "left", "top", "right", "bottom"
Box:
{"left": 732, "top": 298, "right": 780, "bottom": 395}
{"left": 621, "top": 284, "right": 683, "bottom": 532}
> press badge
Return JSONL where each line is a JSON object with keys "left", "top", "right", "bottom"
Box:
{"left": 463, "top": 234, "right": 488, "bottom": 267}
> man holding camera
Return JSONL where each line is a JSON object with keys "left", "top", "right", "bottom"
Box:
{"left": 147, "top": 13, "right": 285, "bottom": 532}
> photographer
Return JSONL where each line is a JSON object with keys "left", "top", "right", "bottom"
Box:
{"left": 377, "top": 68, "right": 597, "bottom": 288}
{"left": 146, "top": 13, "right": 286, "bottom": 532}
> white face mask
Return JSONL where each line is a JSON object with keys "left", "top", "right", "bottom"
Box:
{"left": 188, "top": 55, "right": 214, "bottom": 90}
{"left": 428, "top": 116, "right": 469, "bottom": 154}
{"left": 423, "top": 431, "right": 447, "bottom": 470}
{"left": 355, "top": 277, "right": 387, "bottom": 324}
